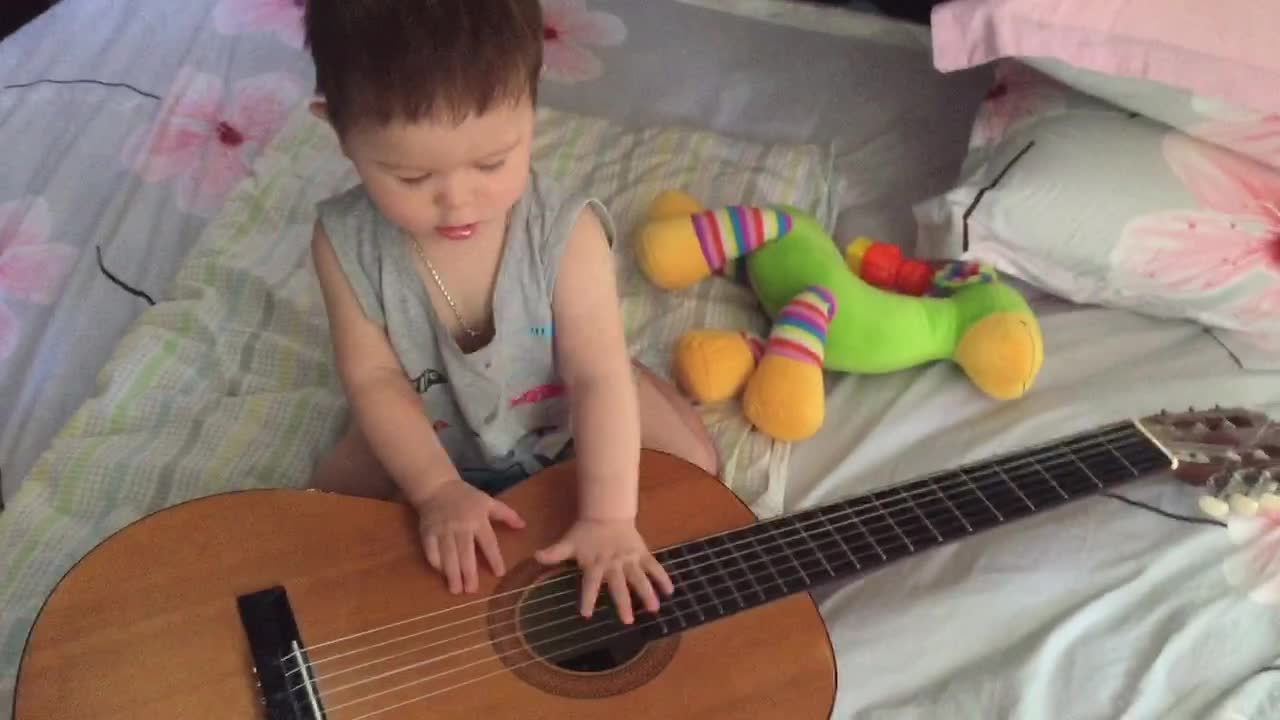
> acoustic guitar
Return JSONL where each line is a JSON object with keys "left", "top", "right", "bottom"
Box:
{"left": 14, "top": 407, "right": 1278, "bottom": 719}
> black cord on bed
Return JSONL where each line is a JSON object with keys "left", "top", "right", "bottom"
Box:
{"left": 961, "top": 140, "right": 1035, "bottom": 253}
{"left": 96, "top": 246, "right": 156, "bottom": 306}
{"left": 1098, "top": 491, "right": 1226, "bottom": 528}
{"left": 2, "top": 78, "right": 160, "bottom": 100}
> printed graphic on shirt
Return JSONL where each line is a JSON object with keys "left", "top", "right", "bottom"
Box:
{"left": 510, "top": 383, "right": 565, "bottom": 408}
{"left": 410, "top": 368, "right": 448, "bottom": 395}
{"left": 529, "top": 323, "right": 554, "bottom": 338}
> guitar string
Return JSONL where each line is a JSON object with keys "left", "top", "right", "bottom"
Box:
{"left": 293, "top": 433, "right": 1156, "bottom": 696}
{"left": 322, "top": 459, "right": 1145, "bottom": 720}
{"left": 297, "top": 422, "right": 1137, "bottom": 657}
{"left": 296, "top": 430, "right": 1151, "bottom": 689}
{"left": 290, "top": 425, "right": 1152, "bottom": 678}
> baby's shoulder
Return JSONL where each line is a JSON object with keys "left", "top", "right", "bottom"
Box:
{"left": 519, "top": 170, "right": 615, "bottom": 249}
{"left": 316, "top": 182, "right": 377, "bottom": 222}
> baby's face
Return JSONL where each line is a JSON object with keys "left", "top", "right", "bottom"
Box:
{"left": 339, "top": 97, "right": 535, "bottom": 243}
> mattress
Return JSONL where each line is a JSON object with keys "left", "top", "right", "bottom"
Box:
{"left": 4, "top": 1, "right": 1278, "bottom": 719}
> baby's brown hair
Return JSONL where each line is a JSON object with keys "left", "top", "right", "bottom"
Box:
{"left": 304, "top": 0, "right": 544, "bottom": 136}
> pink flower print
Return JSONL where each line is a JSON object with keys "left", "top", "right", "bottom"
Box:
{"left": 0, "top": 197, "right": 76, "bottom": 362}
{"left": 213, "top": 0, "right": 305, "bottom": 49}
{"left": 541, "top": 0, "right": 626, "bottom": 84}
{"left": 1222, "top": 509, "right": 1280, "bottom": 606}
{"left": 123, "top": 67, "right": 303, "bottom": 216}
{"left": 969, "top": 61, "right": 1066, "bottom": 148}
{"left": 1114, "top": 133, "right": 1280, "bottom": 294}
{"left": 1191, "top": 113, "right": 1280, "bottom": 171}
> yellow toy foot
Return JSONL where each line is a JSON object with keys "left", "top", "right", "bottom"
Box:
{"left": 741, "top": 286, "right": 835, "bottom": 442}
{"left": 674, "top": 330, "right": 762, "bottom": 403}
{"left": 954, "top": 311, "right": 1044, "bottom": 400}
{"left": 647, "top": 190, "right": 703, "bottom": 221}
{"left": 743, "top": 355, "right": 825, "bottom": 442}
{"left": 635, "top": 212, "right": 715, "bottom": 292}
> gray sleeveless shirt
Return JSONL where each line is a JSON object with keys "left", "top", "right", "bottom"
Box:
{"left": 316, "top": 170, "right": 616, "bottom": 494}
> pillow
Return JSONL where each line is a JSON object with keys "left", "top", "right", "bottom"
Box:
{"left": 930, "top": 0, "right": 1280, "bottom": 118}
{"left": 913, "top": 61, "right": 1280, "bottom": 370}
{"left": 1020, "top": 57, "right": 1280, "bottom": 172}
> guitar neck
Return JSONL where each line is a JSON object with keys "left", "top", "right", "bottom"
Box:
{"left": 637, "top": 420, "right": 1174, "bottom": 640}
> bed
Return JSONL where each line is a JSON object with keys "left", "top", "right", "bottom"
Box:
{"left": 2, "top": 1, "right": 1279, "bottom": 718}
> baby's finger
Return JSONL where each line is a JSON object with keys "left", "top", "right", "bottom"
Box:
{"left": 607, "top": 566, "right": 634, "bottom": 624}
{"left": 644, "top": 554, "right": 675, "bottom": 596}
{"left": 625, "top": 562, "right": 660, "bottom": 614}
{"left": 458, "top": 529, "right": 479, "bottom": 593}
{"left": 424, "top": 534, "right": 442, "bottom": 571}
{"left": 476, "top": 524, "right": 506, "bottom": 578}
{"left": 441, "top": 532, "right": 462, "bottom": 594}
{"left": 580, "top": 565, "right": 605, "bottom": 619}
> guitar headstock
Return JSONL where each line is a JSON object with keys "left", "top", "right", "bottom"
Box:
{"left": 1138, "top": 406, "right": 1279, "bottom": 521}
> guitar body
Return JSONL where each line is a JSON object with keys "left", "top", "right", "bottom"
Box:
{"left": 15, "top": 451, "right": 836, "bottom": 719}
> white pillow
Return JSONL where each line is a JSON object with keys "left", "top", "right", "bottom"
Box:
{"left": 914, "top": 61, "right": 1280, "bottom": 369}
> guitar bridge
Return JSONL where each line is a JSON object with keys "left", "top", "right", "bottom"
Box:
{"left": 237, "top": 586, "right": 327, "bottom": 720}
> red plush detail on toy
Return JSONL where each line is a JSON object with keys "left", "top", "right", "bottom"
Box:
{"left": 896, "top": 260, "right": 933, "bottom": 296}
{"left": 859, "top": 243, "right": 901, "bottom": 289}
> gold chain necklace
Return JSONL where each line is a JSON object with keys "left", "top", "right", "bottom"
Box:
{"left": 410, "top": 236, "right": 483, "bottom": 339}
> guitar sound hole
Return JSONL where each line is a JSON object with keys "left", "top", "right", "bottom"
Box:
{"left": 517, "top": 573, "right": 649, "bottom": 673}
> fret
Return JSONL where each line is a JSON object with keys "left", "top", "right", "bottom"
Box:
{"left": 765, "top": 522, "right": 812, "bottom": 587}
{"left": 863, "top": 492, "right": 915, "bottom": 553}
{"left": 993, "top": 462, "right": 1036, "bottom": 511}
{"left": 957, "top": 469, "right": 1004, "bottom": 522}
{"left": 790, "top": 516, "right": 835, "bottom": 578}
{"left": 971, "top": 464, "right": 1034, "bottom": 519}
{"left": 895, "top": 486, "right": 945, "bottom": 543}
{"left": 818, "top": 508, "right": 863, "bottom": 573}
{"left": 1029, "top": 455, "right": 1070, "bottom": 500}
{"left": 928, "top": 479, "right": 974, "bottom": 533}
{"left": 1100, "top": 433, "right": 1139, "bottom": 476}
{"left": 745, "top": 531, "right": 795, "bottom": 598}
{"left": 667, "top": 543, "right": 716, "bottom": 623}
{"left": 842, "top": 499, "right": 889, "bottom": 562}
{"left": 706, "top": 533, "right": 763, "bottom": 607}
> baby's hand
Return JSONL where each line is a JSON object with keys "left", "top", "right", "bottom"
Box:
{"left": 414, "top": 478, "right": 526, "bottom": 594}
{"left": 534, "top": 519, "right": 674, "bottom": 624}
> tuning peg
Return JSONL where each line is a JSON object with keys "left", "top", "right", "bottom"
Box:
{"left": 1199, "top": 495, "right": 1230, "bottom": 519}
{"left": 1229, "top": 493, "right": 1260, "bottom": 517}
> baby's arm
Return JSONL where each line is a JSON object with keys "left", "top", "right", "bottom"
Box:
{"left": 311, "top": 222, "right": 523, "bottom": 590}
{"left": 537, "top": 207, "right": 673, "bottom": 622}
{"left": 311, "top": 221, "right": 454, "bottom": 505}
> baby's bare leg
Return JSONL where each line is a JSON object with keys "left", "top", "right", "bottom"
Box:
{"left": 310, "top": 421, "right": 400, "bottom": 500}
{"left": 633, "top": 360, "right": 719, "bottom": 476}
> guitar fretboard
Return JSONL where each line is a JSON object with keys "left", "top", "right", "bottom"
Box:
{"left": 636, "top": 420, "right": 1172, "bottom": 640}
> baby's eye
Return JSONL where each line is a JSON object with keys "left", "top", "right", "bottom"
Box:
{"left": 476, "top": 159, "right": 506, "bottom": 173}
{"left": 397, "top": 173, "right": 432, "bottom": 185}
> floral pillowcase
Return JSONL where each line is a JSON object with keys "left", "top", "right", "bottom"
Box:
{"left": 914, "top": 61, "right": 1280, "bottom": 370}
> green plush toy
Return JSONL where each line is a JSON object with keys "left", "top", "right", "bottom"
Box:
{"left": 634, "top": 190, "right": 1045, "bottom": 442}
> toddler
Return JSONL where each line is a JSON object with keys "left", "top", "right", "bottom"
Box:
{"left": 302, "top": 0, "right": 718, "bottom": 625}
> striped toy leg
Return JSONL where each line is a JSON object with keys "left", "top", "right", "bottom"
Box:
{"left": 635, "top": 203, "right": 793, "bottom": 291}
{"left": 742, "top": 286, "right": 835, "bottom": 442}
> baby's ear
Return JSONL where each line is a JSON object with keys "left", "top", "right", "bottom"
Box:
{"left": 309, "top": 98, "right": 330, "bottom": 123}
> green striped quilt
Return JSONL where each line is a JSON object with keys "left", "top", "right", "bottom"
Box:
{"left": 0, "top": 105, "right": 836, "bottom": 694}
